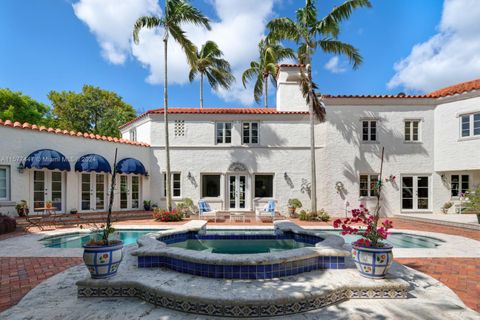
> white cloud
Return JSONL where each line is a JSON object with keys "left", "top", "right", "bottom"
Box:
{"left": 388, "top": 0, "right": 480, "bottom": 92}
{"left": 73, "top": 0, "right": 275, "bottom": 105}
{"left": 324, "top": 56, "right": 347, "bottom": 74}
{"left": 73, "top": 0, "right": 160, "bottom": 64}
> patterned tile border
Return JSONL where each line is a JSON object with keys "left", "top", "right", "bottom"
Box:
{"left": 77, "top": 284, "right": 408, "bottom": 318}
{"left": 137, "top": 222, "right": 345, "bottom": 280}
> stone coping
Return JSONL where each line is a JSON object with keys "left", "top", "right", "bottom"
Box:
{"left": 131, "top": 220, "right": 349, "bottom": 265}
{"left": 77, "top": 245, "right": 409, "bottom": 318}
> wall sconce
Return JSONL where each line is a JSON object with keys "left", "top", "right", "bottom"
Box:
{"left": 187, "top": 172, "right": 192, "bottom": 179}
{"left": 144, "top": 172, "right": 149, "bottom": 178}
{"left": 17, "top": 162, "right": 25, "bottom": 173}
{"left": 284, "top": 172, "right": 288, "bottom": 179}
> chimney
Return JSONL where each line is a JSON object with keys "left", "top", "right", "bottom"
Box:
{"left": 276, "top": 65, "right": 309, "bottom": 112}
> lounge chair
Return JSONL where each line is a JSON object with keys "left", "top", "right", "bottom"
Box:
{"left": 256, "top": 199, "right": 277, "bottom": 222}
{"left": 198, "top": 199, "right": 219, "bottom": 222}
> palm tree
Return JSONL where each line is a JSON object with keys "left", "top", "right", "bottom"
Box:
{"left": 242, "top": 39, "right": 295, "bottom": 108}
{"left": 267, "top": 0, "right": 371, "bottom": 212}
{"left": 189, "top": 41, "right": 234, "bottom": 109}
{"left": 133, "top": 0, "right": 211, "bottom": 211}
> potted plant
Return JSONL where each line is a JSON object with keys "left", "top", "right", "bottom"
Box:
{"left": 465, "top": 186, "right": 480, "bottom": 223}
{"left": 334, "top": 205, "right": 394, "bottom": 278}
{"left": 70, "top": 208, "right": 78, "bottom": 214}
{"left": 287, "top": 198, "right": 302, "bottom": 217}
{"left": 143, "top": 200, "right": 152, "bottom": 211}
{"left": 82, "top": 149, "right": 123, "bottom": 279}
{"left": 45, "top": 201, "right": 53, "bottom": 209}
{"left": 15, "top": 200, "right": 29, "bottom": 217}
{"left": 334, "top": 147, "right": 394, "bottom": 279}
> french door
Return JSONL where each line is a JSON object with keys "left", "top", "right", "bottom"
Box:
{"left": 80, "top": 173, "right": 107, "bottom": 212}
{"left": 401, "top": 175, "right": 430, "bottom": 211}
{"left": 32, "top": 170, "right": 65, "bottom": 213}
{"left": 119, "top": 175, "right": 141, "bottom": 210}
{"left": 228, "top": 175, "right": 247, "bottom": 210}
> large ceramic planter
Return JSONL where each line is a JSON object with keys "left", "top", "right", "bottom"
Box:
{"left": 351, "top": 243, "right": 393, "bottom": 279}
{"left": 83, "top": 241, "right": 124, "bottom": 279}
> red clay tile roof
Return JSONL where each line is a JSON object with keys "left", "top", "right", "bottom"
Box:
{"left": 0, "top": 119, "right": 149, "bottom": 147}
{"left": 324, "top": 94, "right": 431, "bottom": 99}
{"left": 119, "top": 108, "right": 309, "bottom": 129}
{"left": 429, "top": 78, "right": 480, "bottom": 98}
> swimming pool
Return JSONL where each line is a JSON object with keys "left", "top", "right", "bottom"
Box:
{"left": 41, "top": 228, "right": 444, "bottom": 249}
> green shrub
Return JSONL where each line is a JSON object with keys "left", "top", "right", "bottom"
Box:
{"left": 465, "top": 186, "right": 480, "bottom": 214}
{"left": 176, "top": 198, "right": 197, "bottom": 217}
{"left": 298, "top": 209, "right": 330, "bottom": 221}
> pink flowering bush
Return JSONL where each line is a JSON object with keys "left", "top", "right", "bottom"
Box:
{"left": 333, "top": 205, "right": 393, "bottom": 247}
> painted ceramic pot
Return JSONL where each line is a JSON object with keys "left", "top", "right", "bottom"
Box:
{"left": 83, "top": 241, "right": 124, "bottom": 279}
{"left": 351, "top": 243, "right": 393, "bottom": 279}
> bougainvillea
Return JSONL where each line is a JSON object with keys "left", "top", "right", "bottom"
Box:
{"left": 333, "top": 204, "right": 393, "bottom": 247}
{"left": 153, "top": 208, "right": 183, "bottom": 222}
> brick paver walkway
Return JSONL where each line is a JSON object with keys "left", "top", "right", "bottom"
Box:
{"left": 1, "top": 218, "right": 479, "bottom": 313}
{"left": 396, "top": 258, "right": 480, "bottom": 312}
{"left": 0, "top": 257, "right": 83, "bottom": 312}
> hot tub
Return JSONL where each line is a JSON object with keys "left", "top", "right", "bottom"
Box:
{"left": 132, "top": 220, "right": 349, "bottom": 279}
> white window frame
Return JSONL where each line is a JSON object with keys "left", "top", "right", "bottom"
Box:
{"left": 253, "top": 174, "right": 274, "bottom": 199}
{"left": 361, "top": 120, "right": 377, "bottom": 142}
{"left": 129, "top": 128, "right": 137, "bottom": 141}
{"left": 163, "top": 172, "right": 181, "bottom": 198}
{"left": 450, "top": 174, "right": 470, "bottom": 198}
{"left": 460, "top": 112, "right": 480, "bottom": 139}
{"left": 215, "top": 122, "right": 232, "bottom": 144}
{"left": 0, "top": 166, "right": 10, "bottom": 201}
{"left": 404, "top": 119, "right": 422, "bottom": 142}
{"left": 242, "top": 122, "right": 259, "bottom": 144}
{"left": 201, "top": 174, "right": 222, "bottom": 198}
{"left": 359, "top": 174, "right": 379, "bottom": 198}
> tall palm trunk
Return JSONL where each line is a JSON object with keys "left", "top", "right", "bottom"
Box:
{"left": 305, "top": 52, "right": 317, "bottom": 213}
{"left": 200, "top": 73, "right": 204, "bottom": 109}
{"left": 263, "top": 75, "right": 268, "bottom": 108}
{"left": 163, "top": 0, "right": 172, "bottom": 211}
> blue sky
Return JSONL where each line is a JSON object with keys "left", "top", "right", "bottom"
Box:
{"left": 1, "top": 0, "right": 478, "bottom": 114}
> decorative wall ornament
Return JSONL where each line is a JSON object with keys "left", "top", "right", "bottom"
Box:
{"left": 385, "top": 175, "right": 396, "bottom": 183}
{"left": 335, "top": 181, "right": 345, "bottom": 193}
{"left": 228, "top": 162, "right": 247, "bottom": 172}
{"left": 300, "top": 179, "right": 311, "bottom": 198}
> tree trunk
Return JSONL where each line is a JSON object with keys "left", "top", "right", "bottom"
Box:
{"left": 309, "top": 100, "right": 317, "bottom": 213}
{"left": 163, "top": 0, "right": 172, "bottom": 211}
{"left": 200, "top": 73, "right": 204, "bottom": 109}
{"left": 264, "top": 76, "right": 268, "bottom": 108}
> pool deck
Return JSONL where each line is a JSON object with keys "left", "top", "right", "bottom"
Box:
{"left": 0, "top": 217, "right": 479, "bottom": 315}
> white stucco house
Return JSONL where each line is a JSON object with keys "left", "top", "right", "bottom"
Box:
{"left": 1, "top": 65, "right": 479, "bottom": 218}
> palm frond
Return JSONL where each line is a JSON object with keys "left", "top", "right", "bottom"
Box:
{"left": 168, "top": 24, "right": 198, "bottom": 67}
{"left": 168, "top": 0, "right": 211, "bottom": 30}
{"left": 253, "top": 76, "right": 264, "bottom": 104}
{"left": 267, "top": 18, "right": 300, "bottom": 42}
{"left": 299, "top": 66, "right": 326, "bottom": 122}
{"left": 327, "top": 0, "right": 372, "bottom": 24}
{"left": 132, "top": 16, "right": 162, "bottom": 44}
{"left": 188, "top": 67, "right": 198, "bottom": 82}
{"left": 241, "top": 63, "right": 260, "bottom": 88}
{"left": 318, "top": 39, "right": 363, "bottom": 68}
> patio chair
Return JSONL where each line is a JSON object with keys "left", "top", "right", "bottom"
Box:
{"left": 198, "top": 199, "right": 219, "bottom": 222}
{"left": 256, "top": 199, "right": 277, "bottom": 222}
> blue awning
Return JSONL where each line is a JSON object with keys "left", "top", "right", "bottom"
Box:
{"left": 75, "top": 154, "right": 112, "bottom": 173}
{"left": 116, "top": 158, "right": 147, "bottom": 175}
{"left": 24, "top": 149, "right": 71, "bottom": 171}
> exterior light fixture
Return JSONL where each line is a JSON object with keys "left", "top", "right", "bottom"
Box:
{"left": 17, "top": 162, "right": 25, "bottom": 173}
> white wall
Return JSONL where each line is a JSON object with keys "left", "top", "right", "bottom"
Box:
{"left": 0, "top": 126, "right": 150, "bottom": 216}
{"left": 276, "top": 66, "right": 309, "bottom": 112}
{"left": 434, "top": 94, "right": 480, "bottom": 171}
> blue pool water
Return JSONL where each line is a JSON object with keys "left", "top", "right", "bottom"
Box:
{"left": 41, "top": 228, "right": 444, "bottom": 249}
